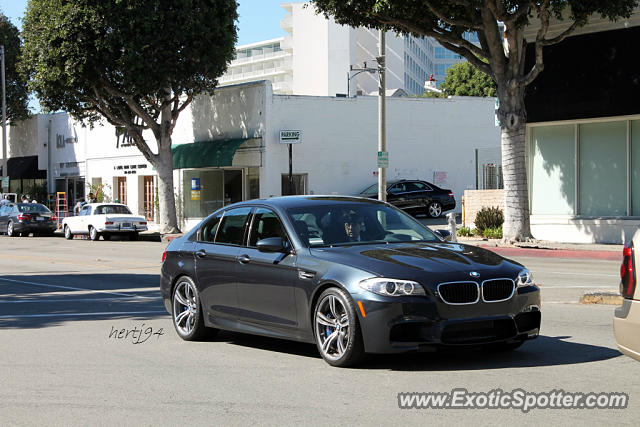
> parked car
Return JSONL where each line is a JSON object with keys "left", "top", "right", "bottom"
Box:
{"left": 614, "top": 230, "right": 640, "bottom": 361}
{"left": 62, "top": 203, "right": 148, "bottom": 241}
{"left": 357, "top": 179, "right": 456, "bottom": 217}
{"left": 160, "top": 196, "right": 541, "bottom": 367}
{"left": 0, "top": 203, "right": 57, "bottom": 237}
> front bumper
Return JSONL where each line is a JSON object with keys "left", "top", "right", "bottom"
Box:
{"left": 614, "top": 298, "right": 640, "bottom": 362}
{"left": 354, "top": 285, "right": 541, "bottom": 353}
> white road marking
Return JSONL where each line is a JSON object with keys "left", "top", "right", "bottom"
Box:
{"left": 0, "top": 297, "right": 162, "bottom": 304}
{"left": 538, "top": 271, "right": 618, "bottom": 278}
{"left": 0, "top": 311, "right": 166, "bottom": 319}
{"left": 0, "top": 277, "right": 157, "bottom": 299}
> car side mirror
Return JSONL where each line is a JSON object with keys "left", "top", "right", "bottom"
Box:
{"left": 257, "top": 237, "right": 289, "bottom": 253}
{"left": 435, "top": 229, "right": 452, "bottom": 241}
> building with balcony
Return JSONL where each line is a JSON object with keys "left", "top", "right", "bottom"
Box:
{"left": 219, "top": 2, "right": 469, "bottom": 96}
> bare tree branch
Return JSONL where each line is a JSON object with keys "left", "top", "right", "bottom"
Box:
{"left": 540, "top": 20, "right": 581, "bottom": 46}
{"left": 517, "top": 0, "right": 551, "bottom": 86}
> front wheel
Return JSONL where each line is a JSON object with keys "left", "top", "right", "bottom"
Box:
{"left": 102, "top": 233, "right": 111, "bottom": 241}
{"left": 427, "top": 201, "right": 442, "bottom": 218}
{"left": 313, "top": 287, "right": 364, "bottom": 367}
{"left": 7, "top": 221, "right": 17, "bottom": 237}
{"left": 172, "top": 276, "right": 217, "bottom": 341}
{"left": 64, "top": 225, "right": 73, "bottom": 240}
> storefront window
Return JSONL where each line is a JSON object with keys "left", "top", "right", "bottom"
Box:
{"left": 247, "top": 167, "right": 260, "bottom": 200}
{"left": 183, "top": 169, "right": 224, "bottom": 219}
{"left": 632, "top": 120, "right": 640, "bottom": 215}
{"left": 578, "top": 121, "right": 626, "bottom": 216}
{"left": 530, "top": 125, "right": 575, "bottom": 215}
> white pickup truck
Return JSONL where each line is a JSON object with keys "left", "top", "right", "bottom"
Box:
{"left": 62, "top": 203, "right": 148, "bottom": 241}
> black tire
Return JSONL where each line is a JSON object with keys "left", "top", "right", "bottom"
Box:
{"left": 313, "top": 287, "right": 365, "bottom": 367}
{"left": 89, "top": 226, "right": 100, "bottom": 241}
{"left": 129, "top": 232, "right": 139, "bottom": 241}
{"left": 483, "top": 340, "right": 525, "bottom": 352}
{"left": 102, "top": 233, "right": 111, "bottom": 241}
{"left": 7, "top": 221, "right": 17, "bottom": 237}
{"left": 427, "top": 201, "right": 443, "bottom": 218}
{"left": 64, "top": 225, "right": 74, "bottom": 240}
{"left": 171, "top": 276, "right": 217, "bottom": 341}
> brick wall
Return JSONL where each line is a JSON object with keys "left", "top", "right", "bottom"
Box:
{"left": 463, "top": 189, "right": 504, "bottom": 228}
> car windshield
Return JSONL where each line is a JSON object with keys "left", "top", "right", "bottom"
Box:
{"left": 287, "top": 202, "right": 440, "bottom": 247}
{"left": 17, "top": 204, "right": 51, "bottom": 213}
{"left": 94, "top": 205, "right": 132, "bottom": 215}
{"left": 359, "top": 183, "right": 379, "bottom": 196}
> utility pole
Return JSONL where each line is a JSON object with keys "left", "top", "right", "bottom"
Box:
{"left": 1, "top": 45, "right": 7, "bottom": 179}
{"left": 377, "top": 31, "right": 386, "bottom": 202}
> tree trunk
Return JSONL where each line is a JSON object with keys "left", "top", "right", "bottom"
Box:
{"left": 497, "top": 85, "right": 533, "bottom": 242}
{"left": 155, "top": 140, "right": 180, "bottom": 234}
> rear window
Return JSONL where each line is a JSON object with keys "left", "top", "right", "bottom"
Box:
{"left": 94, "top": 205, "right": 132, "bottom": 215}
{"left": 17, "top": 204, "right": 51, "bottom": 213}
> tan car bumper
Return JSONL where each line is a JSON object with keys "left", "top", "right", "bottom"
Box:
{"left": 614, "top": 298, "right": 640, "bottom": 361}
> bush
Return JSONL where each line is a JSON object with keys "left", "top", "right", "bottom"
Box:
{"left": 474, "top": 206, "right": 504, "bottom": 234}
{"left": 457, "top": 226, "right": 472, "bottom": 237}
{"left": 483, "top": 226, "right": 503, "bottom": 239}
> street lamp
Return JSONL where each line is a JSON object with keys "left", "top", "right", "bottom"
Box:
{"left": 346, "top": 62, "right": 377, "bottom": 98}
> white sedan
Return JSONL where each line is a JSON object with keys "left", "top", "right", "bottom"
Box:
{"left": 62, "top": 203, "right": 148, "bottom": 241}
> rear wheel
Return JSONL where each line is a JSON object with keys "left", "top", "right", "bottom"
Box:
{"left": 313, "top": 287, "right": 364, "bottom": 367}
{"left": 89, "top": 226, "right": 100, "bottom": 241}
{"left": 427, "top": 201, "right": 442, "bottom": 218}
{"left": 102, "top": 233, "right": 111, "bottom": 241}
{"left": 172, "top": 276, "right": 216, "bottom": 341}
{"left": 64, "top": 225, "right": 73, "bottom": 240}
{"left": 7, "top": 221, "right": 17, "bottom": 237}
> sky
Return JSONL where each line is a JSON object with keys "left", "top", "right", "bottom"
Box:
{"left": 0, "top": 0, "right": 290, "bottom": 46}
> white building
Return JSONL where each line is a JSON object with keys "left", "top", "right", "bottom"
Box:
{"left": 219, "top": 2, "right": 469, "bottom": 96}
{"left": 3, "top": 81, "right": 499, "bottom": 232}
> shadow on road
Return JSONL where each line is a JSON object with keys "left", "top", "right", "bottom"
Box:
{"left": 214, "top": 332, "right": 621, "bottom": 369}
{"left": 0, "top": 273, "right": 165, "bottom": 329}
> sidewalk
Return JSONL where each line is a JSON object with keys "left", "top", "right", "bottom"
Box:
{"left": 456, "top": 236, "right": 622, "bottom": 261}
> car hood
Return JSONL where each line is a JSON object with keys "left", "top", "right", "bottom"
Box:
{"left": 310, "top": 242, "right": 523, "bottom": 284}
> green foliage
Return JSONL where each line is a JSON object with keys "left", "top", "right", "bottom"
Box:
{"left": 440, "top": 62, "right": 496, "bottom": 97}
{"left": 20, "top": 0, "right": 238, "bottom": 126}
{"left": 457, "top": 226, "right": 473, "bottom": 237}
{"left": 474, "top": 206, "right": 504, "bottom": 234}
{"left": 86, "top": 182, "right": 112, "bottom": 203}
{"left": 0, "top": 13, "right": 29, "bottom": 122}
{"left": 482, "top": 226, "right": 503, "bottom": 239}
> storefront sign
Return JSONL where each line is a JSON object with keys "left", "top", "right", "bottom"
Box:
{"left": 279, "top": 130, "right": 302, "bottom": 144}
{"left": 191, "top": 178, "right": 201, "bottom": 191}
{"left": 190, "top": 190, "right": 201, "bottom": 201}
{"left": 1, "top": 176, "right": 9, "bottom": 190}
{"left": 56, "top": 133, "right": 78, "bottom": 149}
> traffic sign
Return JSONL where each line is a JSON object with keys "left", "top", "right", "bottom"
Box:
{"left": 377, "top": 151, "right": 389, "bottom": 168}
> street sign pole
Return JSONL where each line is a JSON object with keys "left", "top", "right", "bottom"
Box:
{"left": 377, "top": 31, "right": 386, "bottom": 202}
{"left": 1, "top": 45, "right": 7, "bottom": 179}
{"left": 288, "top": 143, "right": 293, "bottom": 195}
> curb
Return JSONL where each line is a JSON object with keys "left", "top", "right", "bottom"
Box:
{"left": 579, "top": 291, "right": 623, "bottom": 305}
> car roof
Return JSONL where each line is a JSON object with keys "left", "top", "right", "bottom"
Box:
{"left": 229, "top": 195, "right": 388, "bottom": 210}
{"left": 86, "top": 203, "right": 128, "bottom": 207}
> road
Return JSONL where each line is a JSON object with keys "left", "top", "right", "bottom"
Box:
{"left": 0, "top": 235, "right": 637, "bottom": 426}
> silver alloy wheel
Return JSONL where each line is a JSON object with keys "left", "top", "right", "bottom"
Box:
{"left": 429, "top": 202, "right": 442, "bottom": 217}
{"left": 173, "top": 280, "right": 199, "bottom": 336}
{"left": 315, "top": 294, "right": 350, "bottom": 361}
{"left": 89, "top": 226, "right": 98, "bottom": 241}
{"left": 64, "top": 225, "right": 72, "bottom": 240}
{"left": 7, "top": 221, "right": 14, "bottom": 237}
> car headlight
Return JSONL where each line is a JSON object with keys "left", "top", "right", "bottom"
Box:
{"left": 516, "top": 269, "right": 534, "bottom": 287}
{"left": 358, "top": 278, "right": 426, "bottom": 296}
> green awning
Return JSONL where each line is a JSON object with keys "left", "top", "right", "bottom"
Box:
{"left": 171, "top": 138, "right": 255, "bottom": 169}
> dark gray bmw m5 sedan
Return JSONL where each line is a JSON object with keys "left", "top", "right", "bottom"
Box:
{"left": 160, "top": 196, "right": 541, "bottom": 367}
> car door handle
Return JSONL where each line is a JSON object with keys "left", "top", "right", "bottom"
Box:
{"left": 195, "top": 249, "right": 206, "bottom": 258}
{"left": 237, "top": 254, "right": 251, "bottom": 264}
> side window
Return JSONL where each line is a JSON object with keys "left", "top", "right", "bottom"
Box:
{"left": 388, "top": 184, "right": 403, "bottom": 194}
{"left": 248, "top": 207, "right": 287, "bottom": 247}
{"left": 199, "top": 212, "right": 223, "bottom": 242}
{"left": 215, "top": 207, "right": 252, "bottom": 246}
{"left": 81, "top": 206, "right": 91, "bottom": 216}
{"left": 414, "top": 181, "right": 433, "bottom": 191}
{"left": 404, "top": 182, "right": 420, "bottom": 192}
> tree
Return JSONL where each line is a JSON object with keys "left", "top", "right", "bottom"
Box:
{"left": 20, "top": 0, "right": 238, "bottom": 233}
{"left": 440, "top": 61, "right": 496, "bottom": 97}
{"left": 0, "top": 13, "right": 29, "bottom": 122}
{"left": 311, "top": 0, "right": 638, "bottom": 241}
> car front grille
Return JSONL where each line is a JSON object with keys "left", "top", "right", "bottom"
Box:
{"left": 437, "top": 282, "right": 479, "bottom": 305}
{"left": 482, "top": 279, "right": 515, "bottom": 302}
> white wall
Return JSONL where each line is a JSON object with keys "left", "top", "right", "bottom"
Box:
{"left": 265, "top": 92, "right": 500, "bottom": 208}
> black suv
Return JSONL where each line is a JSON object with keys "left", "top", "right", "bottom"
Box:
{"left": 357, "top": 179, "right": 456, "bottom": 217}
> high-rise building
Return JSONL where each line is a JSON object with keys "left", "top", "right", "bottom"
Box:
{"left": 219, "top": 2, "right": 469, "bottom": 96}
